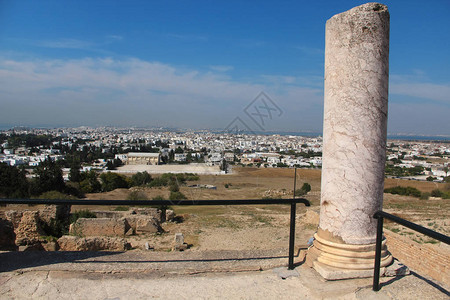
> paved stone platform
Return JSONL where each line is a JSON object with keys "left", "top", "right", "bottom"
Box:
{"left": 0, "top": 250, "right": 448, "bottom": 299}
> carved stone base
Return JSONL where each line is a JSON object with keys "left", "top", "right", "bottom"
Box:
{"left": 306, "top": 233, "right": 393, "bottom": 280}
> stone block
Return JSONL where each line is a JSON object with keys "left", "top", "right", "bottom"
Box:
{"left": 69, "top": 218, "right": 127, "bottom": 237}
{"left": 124, "top": 215, "right": 162, "bottom": 234}
{"left": 173, "top": 233, "right": 188, "bottom": 251}
{"left": 39, "top": 205, "right": 71, "bottom": 225}
{"left": 135, "top": 217, "right": 161, "bottom": 234}
{"left": 57, "top": 235, "right": 131, "bottom": 251}
{"left": 15, "top": 211, "right": 46, "bottom": 246}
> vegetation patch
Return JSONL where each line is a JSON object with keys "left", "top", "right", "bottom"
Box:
{"left": 384, "top": 186, "right": 422, "bottom": 198}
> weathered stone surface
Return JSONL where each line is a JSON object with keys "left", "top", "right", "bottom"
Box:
{"left": 15, "top": 211, "right": 46, "bottom": 246}
{"left": 69, "top": 218, "right": 127, "bottom": 237}
{"left": 135, "top": 216, "right": 161, "bottom": 234}
{"left": 319, "top": 2, "right": 390, "bottom": 245}
{"left": 0, "top": 218, "right": 17, "bottom": 251}
{"left": 165, "top": 209, "right": 175, "bottom": 222}
{"left": 57, "top": 235, "right": 131, "bottom": 251}
{"left": 173, "top": 232, "right": 188, "bottom": 251}
{"left": 4, "top": 210, "right": 23, "bottom": 229}
{"left": 41, "top": 241, "right": 58, "bottom": 251}
{"left": 92, "top": 207, "right": 163, "bottom": 223}
{"left": 308, "top": 3, "right": 392, "bottom": 279}
{"left": 39, "top": 205, "right": 71, "bottom": 225}
{"left": 124, "top": 215, "right": 162, "bottom": 234}
{"left": 92, "top": 210, "right": 128, "bottom": 219}
{"left": 174, "top": 233, "right": 184, "bottom": 245}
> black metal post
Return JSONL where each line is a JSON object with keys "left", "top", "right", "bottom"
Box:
{"left": 288, "top": 168, "right": 298, "bottom": 270}
{"left": 373, "top": 215, "right": 384, "bottom": 291}
{"left": 288, "top": 201, "right": 296, "bottom": 270}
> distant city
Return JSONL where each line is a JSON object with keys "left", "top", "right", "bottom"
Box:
{"left": 1, "top": 126, "right": 448, "bottom": 182}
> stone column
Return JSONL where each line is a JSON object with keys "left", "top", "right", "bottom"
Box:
{"left": 307, "top": 3, "right": 392, "bottom": 279}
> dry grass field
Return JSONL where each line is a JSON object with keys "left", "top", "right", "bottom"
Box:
{"left": 2, "top": 167, "right": 447, "bottom": 251}
{"left": 79, "top": 167, "right": 448, "bottom": 249}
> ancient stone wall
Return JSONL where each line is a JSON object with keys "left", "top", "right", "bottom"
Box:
{"left": 385, "top": 230, "right": 449, "bottom": 286}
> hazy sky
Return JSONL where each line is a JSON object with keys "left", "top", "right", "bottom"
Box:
{"left": 0, "top": 1, "right": 449, "bottom": 135}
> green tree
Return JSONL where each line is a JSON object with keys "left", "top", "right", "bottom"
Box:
{"left": 69, "top": 158, "right": 82, "bottom": 182}
{"left": 131, "top": 171, "right": 152, "bottom": 186}
{"left": 0, "top": 163, "right": 29, "bottom": 198}
{"left": 100, "top": 172, "right": 129, "bottom": 192}
{"left": 220, "top": 158, "right": 228, "bottom": 173}
{"left": 79, "top": 170, "right": 101, "bottom": 193}
{"left": 31, "top": 157, "right": 65, "bottom": 196}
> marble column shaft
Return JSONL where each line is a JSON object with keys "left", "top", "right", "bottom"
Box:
{"left": 319, "top": 2, "right": 390, "bottom": 245}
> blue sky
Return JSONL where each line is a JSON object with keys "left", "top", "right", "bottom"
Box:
{"left": 0, "top": 0, "right": 449, "bottom": 135}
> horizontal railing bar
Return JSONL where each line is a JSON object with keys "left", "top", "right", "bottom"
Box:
{"left": 374, "top": 210, "right": 450, "bottom": 245}
{"left": 0, "top": 198, "right": 310, "bottom": 207}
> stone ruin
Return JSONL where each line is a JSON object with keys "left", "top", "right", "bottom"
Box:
{"left": 0, "top": 204, "right": 175, "bottom": 251}
{"left": 306, "top": 3, "right": 392, "bottom": 279}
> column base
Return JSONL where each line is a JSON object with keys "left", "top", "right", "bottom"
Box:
{"left": 306, "top": 233, "right": 392, "bottom": 280}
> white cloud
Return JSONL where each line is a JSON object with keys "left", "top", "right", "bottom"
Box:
{"left": 0, "top": 56, "right": 322, "bottom": 130}
{"left": 390, "top": 72, "right": 450, "bottom": 104}
{"left": 390, "top": 82, "right": 450, "bottom": 104}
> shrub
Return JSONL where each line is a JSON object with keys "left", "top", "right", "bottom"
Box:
{"left": 295, "top": 182, "right": 312, "bottom": 196}
{"left": 148, "top": 176, "right": 169, "bottom": 188}
{"left": 384, "top": 186, "right": 422, "bottom": 198}
{"left": 169, "top": 191, "right": 187, "bottom": 201}
{"left": 131, "top": 171, "right": 152, "bottom": 186}
{"left": 40, "top": 218, "right": 68, "bottom": 238}
{"left": 169, "top": 182, "right": 180, "bottom": 192}
{"left": 100, "top": 172, "right": 129, "bottom": 192}
{"left": 113, "top": 206, "right": 129, "bottom": 211}
{"left": 127, "top": 190, "right": 148, "bottom": 201}
{"left": 431, "top": 189, "right": 443, "bottom": 198}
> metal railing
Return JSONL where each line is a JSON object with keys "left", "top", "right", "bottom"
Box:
{"left": 372, "top": 210, "right": 450, "bottom": 291}
{"left": 0, "top": 197, "right": 310, "bottom": 270}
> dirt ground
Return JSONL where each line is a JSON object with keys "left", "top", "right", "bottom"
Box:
{"left": 76, "top": 167, "right": 448, "bottom": 250}
{"left": 1, "top": 167, "right": 447, "bottom": 249}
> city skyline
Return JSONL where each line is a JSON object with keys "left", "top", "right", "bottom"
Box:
{"left": 0, "top": 1, "right": 449, "bottom": 135}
